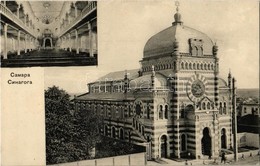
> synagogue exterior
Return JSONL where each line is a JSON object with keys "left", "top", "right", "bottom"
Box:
{"left": 74, "top": 5, "right": 234, "bottom": 160}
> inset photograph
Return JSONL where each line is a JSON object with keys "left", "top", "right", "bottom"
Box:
{"left": 0, "top": 1, "right": 97, "bottom": 67}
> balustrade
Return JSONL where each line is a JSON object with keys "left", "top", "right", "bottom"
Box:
{"left": 0, "top": 3, "right": 37, "bottom": 37}
{"left": 59, "top": 1, "right": 97, "bottom": 37}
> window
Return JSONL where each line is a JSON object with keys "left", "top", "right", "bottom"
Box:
{"left": 128, "top": 105, "right": 131, "bottom": 117}
{"left": 223, "top": 102, "right": 227, "bottom": 114}
{"left": 165, "top": 105, "right": 168, "bottom": 119}
{"left": 219, "top": 102, "right": 223, "bottom": 114}
{"left": 119, "top": 128, "right": 124, "bottom": 140}
{"left": 202, "top": 102, "right": 206, "bottom": 110}
{"left": 136, "top": 104, "right": 142, "bottom": 116}
{"left": 193, "top": 63, "right": 196, "bottom": 70}
{"left": 159, "top": 105, "right": 163, "bottom": 119}
{"left": 207, "top": 102, "right": 211, "bottom": 110}
{"left": 111, "top": 127, "right": 116, "bottom": 138}
{"left": 147, "top": 106, "right": 150, "bottom": 119}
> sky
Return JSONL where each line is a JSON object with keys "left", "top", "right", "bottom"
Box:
{"left": 45, "top": 0, "right": 259, "bottom": 94}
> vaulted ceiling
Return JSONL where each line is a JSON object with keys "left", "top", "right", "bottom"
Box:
{"left": 29, "top": 1, "right": 64, "bottom": 25}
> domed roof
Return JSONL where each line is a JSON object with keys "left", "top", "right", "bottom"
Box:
{"left": 129, "top": 73, "right": 168, "bottom": 90}
{"left": 143, "top": 16, "right": 214, "bottom": 59}
{"left": 218, "top": 77, "right": 228, "bottom": 88}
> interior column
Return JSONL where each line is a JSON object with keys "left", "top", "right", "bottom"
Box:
{"left": 17, "top": 30, "right": 20, "bottom": 55}
{"left": 88, "top": 22, "right": 93, "bottom": 57}
{"left": 3, "top": 23, "right": 8, "bottom": 59}
{"left": 25, "top": 34, "right": 27, "bottom": 53}
{"left": 75, "top": 29, "right": 79, "bottom": 54}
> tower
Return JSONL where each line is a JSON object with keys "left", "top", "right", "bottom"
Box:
{"left": 140, "top": 1, "right": 232, "bottom": 159}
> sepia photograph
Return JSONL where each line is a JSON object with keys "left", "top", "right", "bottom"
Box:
{"left": 0, "top": 0, "right": 259, "bottom": 166}
{"left": 0, "top": 1, "right": 97, "bottom": 67}
{"left": 43, "top": 0, "right": 259, "bottom": 166}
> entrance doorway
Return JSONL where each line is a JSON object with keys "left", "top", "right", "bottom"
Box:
{"left": 45, "top": 39, "right": 51, "bottom": 47}
{"left": 160, "top": 135, "right": 167, "bottom": 158}
{"left": 43, "top": 37, "right": 53, "bottom": 49}
{"left": 221, "top": 128, "right": 227, "bottom": 149}
{"left": 201, "top": 128, "right": 211, "bottom": 156}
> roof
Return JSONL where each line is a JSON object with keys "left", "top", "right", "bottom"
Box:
{"left": 76, "top": 92, "right": 135, "bottom": 101}
{"left": 143, "top": 24, "right": 214, "bottom": 58}
{"left": 94, "top": 69, "right": 139, "bottom": 82}
{"left": 218, "top": 77, "right": 228, "bottom": 88}
{"left": 129, "top": 73, "right": 168, "bottom": 90}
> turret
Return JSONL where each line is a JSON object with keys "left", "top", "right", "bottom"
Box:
{"left": 228, "top": 70, "right": 232, "bottom": 89}
{"left": 151, "top": 65, "right": 155, "bottom": 90}
{"left": 124, "top": 70, "right": 129, "bottom": 93}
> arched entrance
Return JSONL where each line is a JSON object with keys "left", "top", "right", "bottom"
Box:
{"left": 43, "top": 37, "right": 53, "bottom": 49}
{"left": 45, "top": 39, "right": 51, "bottom": 47}
{"left": 201, "top": 128, "right": 211, "bottom": 156}
{"left": 221, "top": 128, "right": 227, "bottom": 149}
{"left": 160, "top": 135, "right": 167, "bottom": 158}
{"left": 181, "top": 134, "right": 187, "bottom": 151}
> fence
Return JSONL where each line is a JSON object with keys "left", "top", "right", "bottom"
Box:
{"left": 49, "top": 152, "right": 147, "bottom": 166}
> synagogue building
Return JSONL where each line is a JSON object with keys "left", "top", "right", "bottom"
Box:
{"left": 74, "top": 5, "right": 235, "bottom": 160}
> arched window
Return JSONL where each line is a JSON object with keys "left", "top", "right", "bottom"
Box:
{"left": 128, "top": 105, "right": 131, "bottom": 117}
{"left": 142, "top": 126, "right": 145, "bottom": 136}
{"left": 207, "top": 102, "right": 211, "bottom": 110}
{"left": 165, "top": 105, "right": 168, "bottom": 119}
{"left": 111, "top": 127, "right": 116, "bottom": 138}
{"left": 191, "top": 46, "right": 197, "bottom": 55}
{"left": 208, "top": 64, "right": 211, "bottom": 70}
{"left": 147, "top": 106, "right": 150, "bottom": 119}
{"left": 133, "top": 118, "right": 135, "bottom": 128}
{"left": 135, "top": 121, "right": 138, "bottom": 130}
{"left": 204, "top": 64, "right": 207, "bottom": 70}
{"left": 185, "top": 62, "right": 188, "bottom": 69}
{"left": 211, "top": 103, "right": 215, "bottom": 109}
{"left": 197, "top": 63, "right": 200, "bottom": 70}
{"left": 173, "top": 61, "right": 176, "bottom": 70}
{"left": 201, "top": 64, "right": 203, "bottom": 70}
{"left": 119, "top": 128, "right": 124, "bottom": 140}
{"left": 223, "top": 102, "right": 227, "bottom": 114}
{"left": 211, "top": 64, "right": 214, "bottom": 70}
{"left": 139, "top": 123, "right": 141, "bottom": 132}
{"left": 193, "top": 63, "right": 196, "bottom": 70}
{"left": 159, "top": 105, "right": 163, "bottom": 119}
{"left": 181, "top": 134, "right": 187, "bottom": 151}
{"left": 219, "top": 102, "right": 223, "bottom": 114}
{"left": 181, "top": 62, "right": 184, "bottom": 69}
{"left": 136, "top": 104, "right": 142, "bottom": 116}
{"left": 202, "top": 102, "right": 206, "bottom": 110}
{"left": 189, "top": 63, "right": 192, "bottom": 69}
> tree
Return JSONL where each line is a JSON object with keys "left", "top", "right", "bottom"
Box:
{"left": 45, "top": 86, "right": 103, "bottom": 164}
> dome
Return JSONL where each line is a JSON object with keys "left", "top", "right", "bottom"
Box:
{"left": 218, "top": 78, "right": 228, "bottom": 88}
{"left": 143, "top": 22, "right": 214, "bottom": 59}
